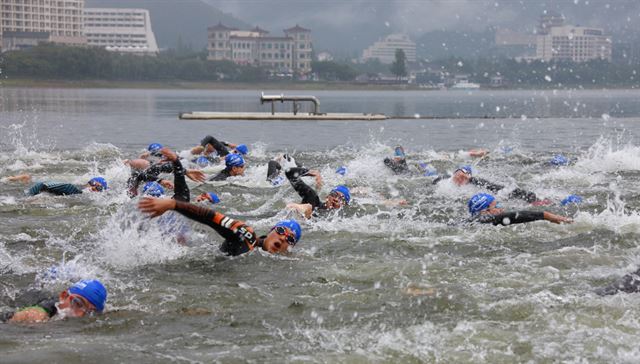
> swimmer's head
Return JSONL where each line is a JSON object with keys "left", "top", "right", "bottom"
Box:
{"left": 561, "top": 194, "right": 582, "bottom": 206}
{"left": 234, "top": 144, "right": 249, "bottom": 155}
{"left": 142, "top": 181, "right": 165, "bottom": 197}
{"left": 195, "top": 156, "right": 211, "bottom": 168}
{"left": 195, "top": 192, "right": 220, "bottom": 204}
{"left": 263, "top": 219, "right": 302, "bottom": 254}
{"left": 148, "top": 143, "right": 163, "bottom": 154}
{"left": 87, "top": 177, "right": 108, "bottom": 192}
{"left": 394, "top": 146, "right": 406, "bottom": 158}
{"left": 225, "top": 154, "right": 245, "bottom": 176}
{"left": 452, "top": 165, "right": 472, "bottom": 186}
{"left": 57, "top": 279, "right": 107, "bottom": 317}
{"left": 550, "top": 155, "right": 569, "bottom": 166}
{"left": 325, "top": 185, "right": 350, "bottom": 209}
{"left": 468, "top": 193, "right": 496, "bottom": 215}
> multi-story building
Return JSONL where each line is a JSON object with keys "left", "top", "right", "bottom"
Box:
{"left": 0, "top": 0, "right": 86, "bottom": 51}
{"left": 536, "top": 25, "right": 612, "bottom": 62}
{"left": 207, "top": 23, "right": 312, "bottom": 74}
{"left": 537, "top": 11, "right": 565, "bottom": 35}
{"left": 361, "top": 34, "right": 416, "bottom": 64}
{"left": 83, "top": 8, "right": 158, "bottom": 55}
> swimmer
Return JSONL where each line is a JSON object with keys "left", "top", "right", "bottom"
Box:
{"left": 195, "top": 192, "right": 221, "bottom": 204}
{"left": 434, "top": 165, "right": 541, "bottom": 204}
{"left": 466, "top": 193, "right": 572, "bottom": 225}
{"left": 1, "top": 279, "right": 107, "bottom": 323}
{"left": 266, "top": 154, "right": 299, "bottom": 186}
{"left": 208, "top": 154, "right": 245, "bottom": 181}
{"left": 383, "top": 146, "right": 410, "bottom": 174}
{"left": 124, "top": 143, "right": 165, "bottom": 171}
{"left": 6, "top": 174, "right": 107, "bottom": 196}
{"left": 285, "top": 166, "right": 350, "bottom": 219}
{"left": 138, "top": 198, "right": 302, "bottom": 256}
{"left": 595, "top": 267, "right": 640, "bottom": 296}
{"left": 191, "top": 135, "right": 248, "bottom": 158}
{"left": 127, "top": 149, "right": 206, "bottom": 197}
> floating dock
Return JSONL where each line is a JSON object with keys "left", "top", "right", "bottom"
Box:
{"left": 179, "top": 92, "right": 388, "bottom": 121}
{"left": 179, "top": 111, "right": 387, "bottom": 121}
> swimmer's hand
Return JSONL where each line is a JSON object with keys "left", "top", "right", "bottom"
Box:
{"left": 191, "top": 146, "right": 205, "bottom": 155}
{"left": 5, "top": 174, "right": 32, "bottom": 184}
{"left": 138, "top": 197, "right": 176, "bottom": 218}
{"left": 469, "top": 149, "right": 489, "bottom": 158}
{"left": 305, "top": 170, "right": 323, "bottom": 190}
{"left": 543, "top": 211, "right": 573, "bottom": 224}
{"left": 186, "top": 169, "right": 206, "bottom": 183}
{"left": 286, "top": 203, "right": 313, "bottom": 219}
{"left": 159, "top": 147, "right": 178, "bottom": 162}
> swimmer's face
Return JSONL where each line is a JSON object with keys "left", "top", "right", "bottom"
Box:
{"left": 86, "top": 181, "right": 104, "bottom": 192}
{"left": 262, "top": 227, "right": 296, "bottom": 254}
{"left": 57, "top": 290, "right": 97, "bottom": 318}
{"left": 484, "top": 200, "right": 504, "bottom": 215}
{"left": 452, "top": 170, "right": 471, "bottom": 186}
{"left": 230, "top": 165, "right": 245, "bottom": 176}
{"left": 325, "top": 191, "right": 346, "bottom": 209}
{"left": 195, "top": 193, "right": 211, "bottom": 203}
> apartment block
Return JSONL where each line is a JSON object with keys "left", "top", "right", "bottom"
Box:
{"left": 84, "top": 8, "right": 158, "bottom": 55}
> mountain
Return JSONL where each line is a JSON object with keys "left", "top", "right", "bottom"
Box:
{"left": 85, "top": 0, "right": 249, "bottom": 50}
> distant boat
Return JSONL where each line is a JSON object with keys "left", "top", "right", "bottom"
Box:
{"left": 451, "top": 81, "right": 481, "bottom": 90}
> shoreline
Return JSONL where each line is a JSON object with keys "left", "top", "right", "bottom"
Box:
{"left": 1, "top": 78, "right": 638, "bottom": 91}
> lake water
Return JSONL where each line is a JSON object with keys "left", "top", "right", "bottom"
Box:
{"left": 1, "top": 87, "right": 640, "bottom": 363}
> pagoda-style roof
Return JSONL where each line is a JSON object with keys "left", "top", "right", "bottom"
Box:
{"left": 208, "top": 22, "right": 236, "bottom": 31}
{"left": 251, "top": 26, "right": 269, "bottom": 34}
{"left": 284, "top": 24, "right": 310, "bottom": 33}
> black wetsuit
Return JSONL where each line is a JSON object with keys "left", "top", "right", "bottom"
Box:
{"left": 384, "top": 158, "right": 410, "bottom": 174}
{"left": 266, "top": 155, "right": 300, "bottom": 183}
{"left": 0, "top": 290, "right": 57, "bottom": 322}
{"left": 595, "top": 268, "right": 640, "bottom": 296}
{"left": 209, "top": 168, "right": 232, "bottom": 181}
{"left": 285, "top": 167, "right": 327, "bottom": 213}
{"left": 433, "top": 175, "right": 538, "bottom": 203}
{"left": 469, "top": 210, "right": 545, "bottom": 226}
{"left": 128, "top": 159, "right": 190, "bottom": 200}
{"left": 27, "top": 182, "right": 83, "bottom": 196}
{"left": 200, "top": 135, "right": 231, "bottom": 157}
{"left": 172, "top": 201, "right": 264, "bottom": 256}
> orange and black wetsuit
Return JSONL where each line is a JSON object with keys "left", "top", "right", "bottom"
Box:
{"left": 173, "top": 201, "right": 264, "bottom": 256}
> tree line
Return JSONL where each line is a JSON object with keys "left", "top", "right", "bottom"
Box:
{"left": 2, "top": 44, "right": 639, "bottom": 87}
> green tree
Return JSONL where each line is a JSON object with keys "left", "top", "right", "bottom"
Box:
{"left": 390, "top": 49, "right": 407, "bottom": 79}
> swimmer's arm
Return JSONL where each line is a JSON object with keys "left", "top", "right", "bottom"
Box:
{"left": 468, "top": 149, "right": 489, "bottom": 158}
{"left": 6, "top": 174, "right": 32, "bottom": 183}
{"left": 9, "top": 307, "right": 50, "bottom": 323}
{"left": 200, "top": 135, "right": 229, "bottom": 156}
{"left": 286, "top": 203, "right": 313, "bottom": 219}
{"left": 286, "top": 168, "right": 321, "bottom": 206}
{"left": 470, "top": 177, "right": 503, "bottom": 192}
{"left": 543, "top": 211, "right": 573, "bottom": 224}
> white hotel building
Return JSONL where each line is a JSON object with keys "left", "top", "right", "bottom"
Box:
{"left": 83, "top": 8, "right": 158, "bottom": 55}
{"left": 361, "top": 34, "right": 416, "bottom": 64}
{"left": 536, "top": 25, "right": 611, "bottom": 62}
{"left": 1, "top": 0, "right": 86, "bottom": 51}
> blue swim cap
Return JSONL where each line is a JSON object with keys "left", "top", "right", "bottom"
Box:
{"left": 270, "top": 175, "right": 285, "bottom": 186}
{"left": 142, "top": 181, "right": 165, "bottom": 197}
{"left": 455, "top": 165, "right": 473, "bottom": 175}
{"left": 468, "top": 193, "right": 496, "bottom": 215}
{"left": 550, "top": 155, "right": 569, "bottom": 166}
{"left": 225, "top": 153, "right": 245, "bottom": 168}
{"left": 235, "top": 144, "right": 249, "bottom": 155}
{"left": 335, "top": 166, "right": 348, "bottom": 176}
{"left": 394, "top": 146, "right": 406, "bottom": 158}
{"left": 195, "top": 156, "right": 210, "bottom": 167}
{"left": 207, "top": 192, "right": 220, "bottom": 204}
{"left": 88, "top": 177, "right": 108, "bottom": 191}
{"left": 68, "top": 279, "right": 107, "bottom": 313}
{"left": 331, "top": 185, "right": 351, "bottom": 204}
{"left": 419, "top": 163, "right": 438, "bottom": 177}
{"left": 148, "top": 143, "right": 163, "bottom": 153}
{"left": 561, "top": 194, "right": 583, "bottom": 206}
{"left": 273, "top": 219, "right": 302, "bottom": 243}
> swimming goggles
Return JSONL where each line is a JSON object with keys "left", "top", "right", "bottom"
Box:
{"left": 274, "top": 226, "right": 297, "bottom": 246}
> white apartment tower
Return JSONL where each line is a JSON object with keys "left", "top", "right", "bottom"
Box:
{"left": 207, "top": 23, "right": 312, "bottom": 75}
{"left": 361, "top": 34, "right": 416, "bottom": 64}
{"left": 0, "top": 0, "right": 86, "bottom": 51}
{"left": 83, "top": 8, "right": 158, "bottom": 55}
{"left": 536, "top": 25, "right": 612, "bottom": 62}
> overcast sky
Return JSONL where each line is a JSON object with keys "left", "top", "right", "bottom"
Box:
{"left": 204, "top": 0, "right": 640, "bottom": 53}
